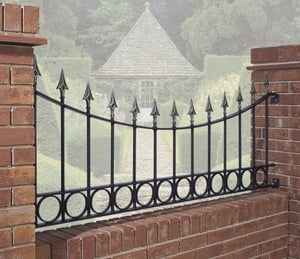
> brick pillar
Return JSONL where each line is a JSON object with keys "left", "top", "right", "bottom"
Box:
{"left": 0, "top": 3, "right": 46, "bottom": 258}
{"left": 248, "top": 45, "right": 300, "bottom": 259}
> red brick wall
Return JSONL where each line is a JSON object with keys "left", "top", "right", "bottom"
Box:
{"left": 37, "top": 192, "right": 288, "bottom": 259}
{"left": 0, "top": 3, "right": 46, "bottom": 259}
{"left": 248, "top": 45, "right": 300, "bottom": 259}
{"left": 0, "top": 2, "right": 297, "bottom": 258}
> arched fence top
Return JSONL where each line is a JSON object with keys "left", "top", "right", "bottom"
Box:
{"left": 34, "top": 56, "right": 280, "bottom": 228}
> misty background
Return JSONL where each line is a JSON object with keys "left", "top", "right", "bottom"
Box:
{"left": 9, "top": 0, "right": 299, "bottom": 220}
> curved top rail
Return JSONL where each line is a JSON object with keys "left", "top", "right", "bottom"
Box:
{"left": 35, "top": 90, "right": 277, "bottom": 130}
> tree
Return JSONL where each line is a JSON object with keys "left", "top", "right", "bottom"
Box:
{"left": 78, "top": 0, "right": 141, "bottom": 69}
{"left": 181, "top": 0, "right": 300, "bottom": 67}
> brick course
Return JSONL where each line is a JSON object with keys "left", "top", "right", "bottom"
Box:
{"left": 248, "top": 44, "right": 300, "bottom": 258}
{"left": 0, "top": 2, "right": 45, "bottom": 259}
{"left": 0, "top": 2, "right": 298, "bottom": 258}
{"left": 36, "top": 192, "right": 288, "bottom": 259}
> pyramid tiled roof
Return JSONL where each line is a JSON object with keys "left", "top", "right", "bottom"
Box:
{"left": 97, "top": 3, "right": 201, "bottom": 79}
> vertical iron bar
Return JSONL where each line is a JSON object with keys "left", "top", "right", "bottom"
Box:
{"left": 131, "top": 98, "right": 139, "bottom": 209}
{"left": 188, "top": 99, "right": 196, "bottom": 198}
{"left": 190, "top": 124, "right": 194, "bottom": 199}
{"left": 60, "top": 95, "right": 66, "bottom": 221}
{"left": 223, "top": 115, "right": 227, "bottom": 192}
{"left": 111, "top": 118, "right": 115, "bottom": 212}
{"left": 108, "top": 91, "right": 117, "bottom": 213}
{"left": 151, "top": 99, "right": 159, "bottom": 205}
{"left": 206, "top": 96, "right": 213, "bottom": 195}
{"left": 34, "top": 71, "right": 38, "bottom": 226}
{"left": 236, "top": 88, "right": 243, "bottom": 190}
{"left": 86, "top": 105, "right": 91, "bottom": 216}
{"left": 265, "top": 97, "right": 269, "bottom": 186}
{"left": 221, "top": 92, "right": 228, "bottom": 193}
{"left": 172, "top": 125, "right": 176, "bottom": 201}
{"left": 171, "top": 100, "right": 178, "bottom": 202}
{"left": 238, "top": 108, "right": 242, "bottom": 190}
{"left": 56, "top": 69, "right": 68, "bottom": 223}
{"left": 132, "top": 123, "right": 137, "bottom": 209}
{"left": 153, "top": 127, "right": 157, "bottom": 205}
{"left": 207, "top": 118, "right": 211, "bottom": 195}
{"left": 251, "top": 103, "right": 256, "bottom": 187}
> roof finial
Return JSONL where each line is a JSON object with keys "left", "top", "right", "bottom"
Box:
{"left": 145, "top": 1, "right": 150, "bottom": 11}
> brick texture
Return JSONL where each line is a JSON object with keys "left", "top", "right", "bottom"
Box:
{"left": 36, "top": 192, "right": 288, "bottom": 259}
{"left": 0, "top": 3, "right": 45, "bottom": 259}
{"left": 3, "top": 4, "right": 22, "bottom": 32}
{"left": 248, "top": 44, "right": 300, "bottom": 259}
{"left": 23, "top": 6, "right": 40, "bottom": 34}
{"left": 0, "top": 4, "right": 297, "bottom": 259}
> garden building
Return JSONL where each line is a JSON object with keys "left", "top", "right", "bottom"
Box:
{"left": 95, "top": 2, "right": 201, "bottom": 121}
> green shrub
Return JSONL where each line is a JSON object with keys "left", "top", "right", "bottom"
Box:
{"left": 177, "top": 128, "right": 221, "bottom": 173}
{"left": 203, "top": 55, "right": 249, "bottom": 82}
{"left": 66, "top": 123, "right": 123, "bottom": 177}
{"left": 38, "top": 57, "right": 92, "bottom": 81}
{"left": 37, "top": 152, "right": 99, "bottom": 193}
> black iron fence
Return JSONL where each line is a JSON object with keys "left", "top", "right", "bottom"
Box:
{"left": 34, "top": 56, "right": 280, "bottom": 228}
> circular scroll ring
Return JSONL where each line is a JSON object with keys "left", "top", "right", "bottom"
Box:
{"left": 37, "top": 195, "right": 62, "bottom": 224}
{"left": 65, "top": 191, "right": 87, "bottom": 219}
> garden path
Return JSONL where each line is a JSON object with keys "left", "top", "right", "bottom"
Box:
{"left": 122, "top": 128, "right": 173, "bottom": 181}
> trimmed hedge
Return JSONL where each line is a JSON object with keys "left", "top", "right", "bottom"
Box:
{"left": 38, "top": 57, "right": 92, "bottom": 81}
{"left": 66, "top": 123, "right": 123, "bottom": 177}
{"left": 177, "top": 128, "right": 221, "bottom": 173}
{"left": 203, "top": 55, "right": 249, "bottom": 82}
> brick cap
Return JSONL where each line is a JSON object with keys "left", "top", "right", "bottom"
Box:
{"left": 251, "top": 44, "right": 300, "bottom": 64}
{"left": 36, "top": 191, "right": 288, "bottom": 259}
{"left": 247, "top": 61, "right": 300, "bottom": 71}
{"left": 0, "top": 32, "right": 47, "bottom": 46}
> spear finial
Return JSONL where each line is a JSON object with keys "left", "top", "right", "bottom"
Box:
{"left": 145, "top": 1, "right": 150, "bottom": 11}
{"left": 150, "top": 98, "right": 160, "bottom": 117}
{"left": 170, "top": 100, "right": 179, "bottom": 126}
{"left": 188, "top": 99, "right": 196, "bottom": 124}
{"left": 108, "top": 90, "right": 118, "bottom": 118}
{"left": 131, "top": 97, "right": 140, "bottom": 122}
{"left": 82, "top": 81, "right": 94, "bottom": 109}
{"left": 221, "top": 92, "right": 229, "bottom": 112}
{"left": 33, "top": 54, "right": 41, "bottom": 76}
{"left": 150, "top": 98, "right": 160, "bottom": 126}
{"left": 56, "top": 69, "right": 68, "bottom": 98}
{"left": 236, "top": 86, "right": 244, "bottom": 108}
{"left": 205, "top": 95, "right": 213, "bottom": 118}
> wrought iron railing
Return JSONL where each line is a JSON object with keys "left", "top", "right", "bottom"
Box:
{"left": 34, "top": 56, "right": 280, "bottom": 228}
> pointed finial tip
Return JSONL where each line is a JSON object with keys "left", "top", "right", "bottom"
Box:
{"left": 108, "top": 90, "right": 118, "bottom": 110}
{"left": 188, "top": 98, "right": 196, "bottom": 115}
{"left": 150, "top": 98, "right": 160, "bottom": 116}
{"left": 236, "top": 86, "right": 244, "bottom": 103}
{"left": 205, "top": 95, "right": 213, "bottom": 113}
{"left": 131, "top": 97, "right": 140, "bottom": 114}
{"left": 33, "top": 54, "right": 41, "bottom": 76}
{"left": 83, "top": 81, "right": 94, "bottom": 102}
{"left": 145, "top": 1, "right": 150, "bottom": 10}
{"left": 170, "top": 100, "right": 179, "bottom": 117}
{"left": 221, "top": 92, "right": 229, "bottom": 109}
{"left": 56, "top": 68, "right": 68, "bottom": 92}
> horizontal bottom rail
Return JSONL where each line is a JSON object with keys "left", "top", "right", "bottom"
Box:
{"left": 36, "top": 164, "right": 276, "bottom": 228}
